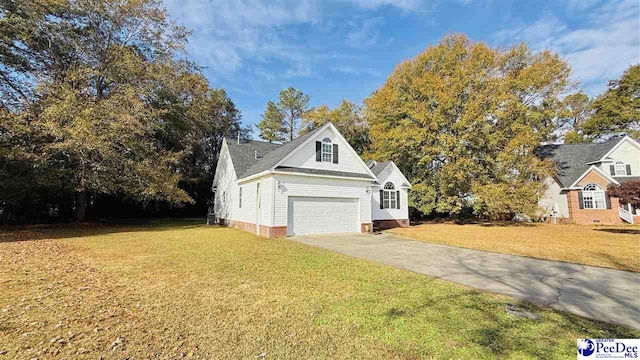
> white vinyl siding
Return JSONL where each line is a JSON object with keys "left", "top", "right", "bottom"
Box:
{"left": 598, "top": 138, "right": 640, "bottom": 176}
{"left": 279, "top": 127, "right": 369, "bottom": 175}
{"left": 272, "top": 174, "right": 371, "bottom": 227}
{"left": 372, "top": 165, "right": 409, "bottom": 221}
{"left": 538, "top": 176, "right": 569, "bottom": 218}
{"left": 212, "top": 140, "right": 237, "bottom": 222}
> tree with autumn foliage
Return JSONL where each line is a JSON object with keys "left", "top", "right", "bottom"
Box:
{"left": 365, "top": 34, "right": 569, "bottom": 219}
{"left": 608, "top": 181, "right": 640, "bottom": 207}
{"left": 581, "top": 65, "right": 640, "bottom": 140}
{"left": 301, "top": 99, "right": 370, "bottom": 154}
{"left": 0, "top": 0, "right": 245, "bottom": 222}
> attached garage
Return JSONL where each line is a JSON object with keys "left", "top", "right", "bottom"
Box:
{"left": 287, "top": 196, "right": 359, "bottom": 236}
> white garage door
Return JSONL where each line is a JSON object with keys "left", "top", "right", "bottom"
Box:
{"left": 287, "top": 196, "right": 359, "bottom": 236}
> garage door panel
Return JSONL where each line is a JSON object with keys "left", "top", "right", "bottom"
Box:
{"left": 288, "top": 197, "right": 358, "bottom": 235}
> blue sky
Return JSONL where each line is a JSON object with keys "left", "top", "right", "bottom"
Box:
{"left": 163, "top": 0, "right": 640, "bottom": 133}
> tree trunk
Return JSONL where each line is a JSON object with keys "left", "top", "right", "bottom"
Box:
{"left": 75, "top": 191, "right": 87, "bottom": 222}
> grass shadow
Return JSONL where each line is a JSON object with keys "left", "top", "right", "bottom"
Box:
{"left": 595, "top": 228, "right": 640, "bottom": 235}
{"left": 0, "top": 218, "right": 209, "bottom": 243}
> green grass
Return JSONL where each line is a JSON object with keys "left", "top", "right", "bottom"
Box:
{"left": 390, "top": 222, "right": 640, "bottom": 272}
{"left": 1, "top": 220, "right": 637, "bottom": 359}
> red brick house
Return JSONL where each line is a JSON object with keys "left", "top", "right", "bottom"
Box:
{"left": 538, "top": 136, "right": 640, "bottom": 225}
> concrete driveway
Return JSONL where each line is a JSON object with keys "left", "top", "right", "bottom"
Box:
{"left": 292, "top": 232, "right": 640, "bottom": 329}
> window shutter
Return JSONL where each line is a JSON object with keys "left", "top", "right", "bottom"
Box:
{"left": 605, "top": 194, "right": 611, "bottom": 209}
{"left": 380, "top": 190, "right": 384, "bottom": 209}
{"left": 315, "top": 141, "right": 321, "bottom": 162}
{"left": 578, "top": 191, "right": 584, "bottom": 209}
{"left": 626, "top": 164, "right": 632, "bottom": 175}
{"left": 396, "top": 191, "right": 400, "bottom": 209}
{"left": 333, "top": 144, "right": 339, "bottom": 164}
{"left": 609, "top": 165, "right": 615, "bottom": 175}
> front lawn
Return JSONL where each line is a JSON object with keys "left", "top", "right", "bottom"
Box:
{"left": 1, "top": 220, "right": 637, "bottom": 359}
{"left": 389, "top": 222, "right": 640, "bottom": 272}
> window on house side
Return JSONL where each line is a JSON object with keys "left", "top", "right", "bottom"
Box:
{"left": 614, "top": 161, "right": 627, "bottom": 176}
{"left": 383, "top": 182, "right": 397, "bottom": 209}
{"left": 321, "top": 138, "right": 333, "bottom": 162}
{"left": 582, "top": 183, "right": 605, "bottom": 209}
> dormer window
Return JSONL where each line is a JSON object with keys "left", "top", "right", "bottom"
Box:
{"left": 321, "top": 138, "right": 333, "bottom": 162}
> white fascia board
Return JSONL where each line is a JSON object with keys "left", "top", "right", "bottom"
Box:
{"left": 271, "top": 170, "right": 375, "bottom": 182}
{"left": 237, "top": 170, "right": 271, "bottom": 184}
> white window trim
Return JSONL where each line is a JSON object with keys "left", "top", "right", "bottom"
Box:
{"left": 614, "top": 161, "right": 628, "bottom": 176}
{"left": 582, "top": 183, "right": 606, "bottom": 210}
{"left": 383, "top": 182, "right": 397, "bottom": 209}
{"left": 321, "top": 138, "right": 333, "bottom": 163}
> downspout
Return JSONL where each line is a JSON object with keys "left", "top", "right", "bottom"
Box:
{"left": 271, "top": 175, "right": 276, "bottom": 231}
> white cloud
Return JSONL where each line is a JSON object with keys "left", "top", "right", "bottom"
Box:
{"left": 345, "top": 0, "right": 424, "bottom": 10}
{"left": 346, "top": 17, "right": 386, "bottom": 47}
{"left": 493, "top": 0, "right": 640, "bottom": 96}
{"left": 163, "top": 0, "right": 422, "bottom": 81}
{"left": 164, "top": 0, "right": 320, "bottom": 78}
{"left": 331, "top": 66, "right": 381, "bottom": 76}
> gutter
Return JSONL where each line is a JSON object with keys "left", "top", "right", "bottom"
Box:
{"left": 238, "top": 170, "right": 377, "bottom": 184}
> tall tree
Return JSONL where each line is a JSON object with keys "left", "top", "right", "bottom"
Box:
{"left": 278, "top": 87, "right": 310, "bottom": 142}
{"left": 302, "top": 99, "right": 370, "bottom": 154}
{"left": 560, "top": 92, "right": 592, "bottom": 143}
{"left": 0, "top": 0, "right": 76, "bottom": 112}
{"left": 1, "top": 0, "right": 195, "bottom": 221}
{"left": 581, "top": 65, "right": 640, "bottom": 140}
{"left": 366, "top": 34, "right": 568, "bottom": 219}
{"left": 257, "top": 101, "right": 286, "bottom": 143}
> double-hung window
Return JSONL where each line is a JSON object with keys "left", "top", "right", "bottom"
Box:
{"left": 582, "top": 183, "right": 605, "bottom": 209}
{"left": 615, "top": 161, "right": 627, "bottom": 176}
{"left": 321, "top": 138, "right": 333, "bottom": 162}
{"left": 383, "top": 182, "right": 397, "bottom": 209}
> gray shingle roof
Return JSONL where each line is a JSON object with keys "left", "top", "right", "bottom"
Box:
{"left": 369, "top": 161, "right": 391, "bottom": 176}
{"left": 226, "top": 126, "right": 331, "bottom": 179}
{"left": 275, "top": 166, "right": 373, "bottom": 179}
{"left": 226, "top": 139, "right": 281, "bottom": 178}
{"left": 537, "top": 137, "right": 623, "bottom": 187}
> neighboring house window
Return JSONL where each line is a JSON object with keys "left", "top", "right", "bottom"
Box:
{"left": 321, "top": 138, "right": 333, "bottom": 162}
{"left": 582, "top": 183, "right": 606, "bottom": 209}
{"left": 239, "top": 187, "right": 242, "bottom": 208}
{"left": 614, "top": 161, "right": 630, "bottom": 176}
{"left": 382, "top": 182, "right": 397, "bottom": 209}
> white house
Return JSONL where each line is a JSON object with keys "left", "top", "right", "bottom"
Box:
{"left": 212, "top": 122, "right": 411, "bottom": 237}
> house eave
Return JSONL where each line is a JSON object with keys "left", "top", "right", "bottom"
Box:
{"left": 237, "top": 170, "right": 377, "bottom": 183}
